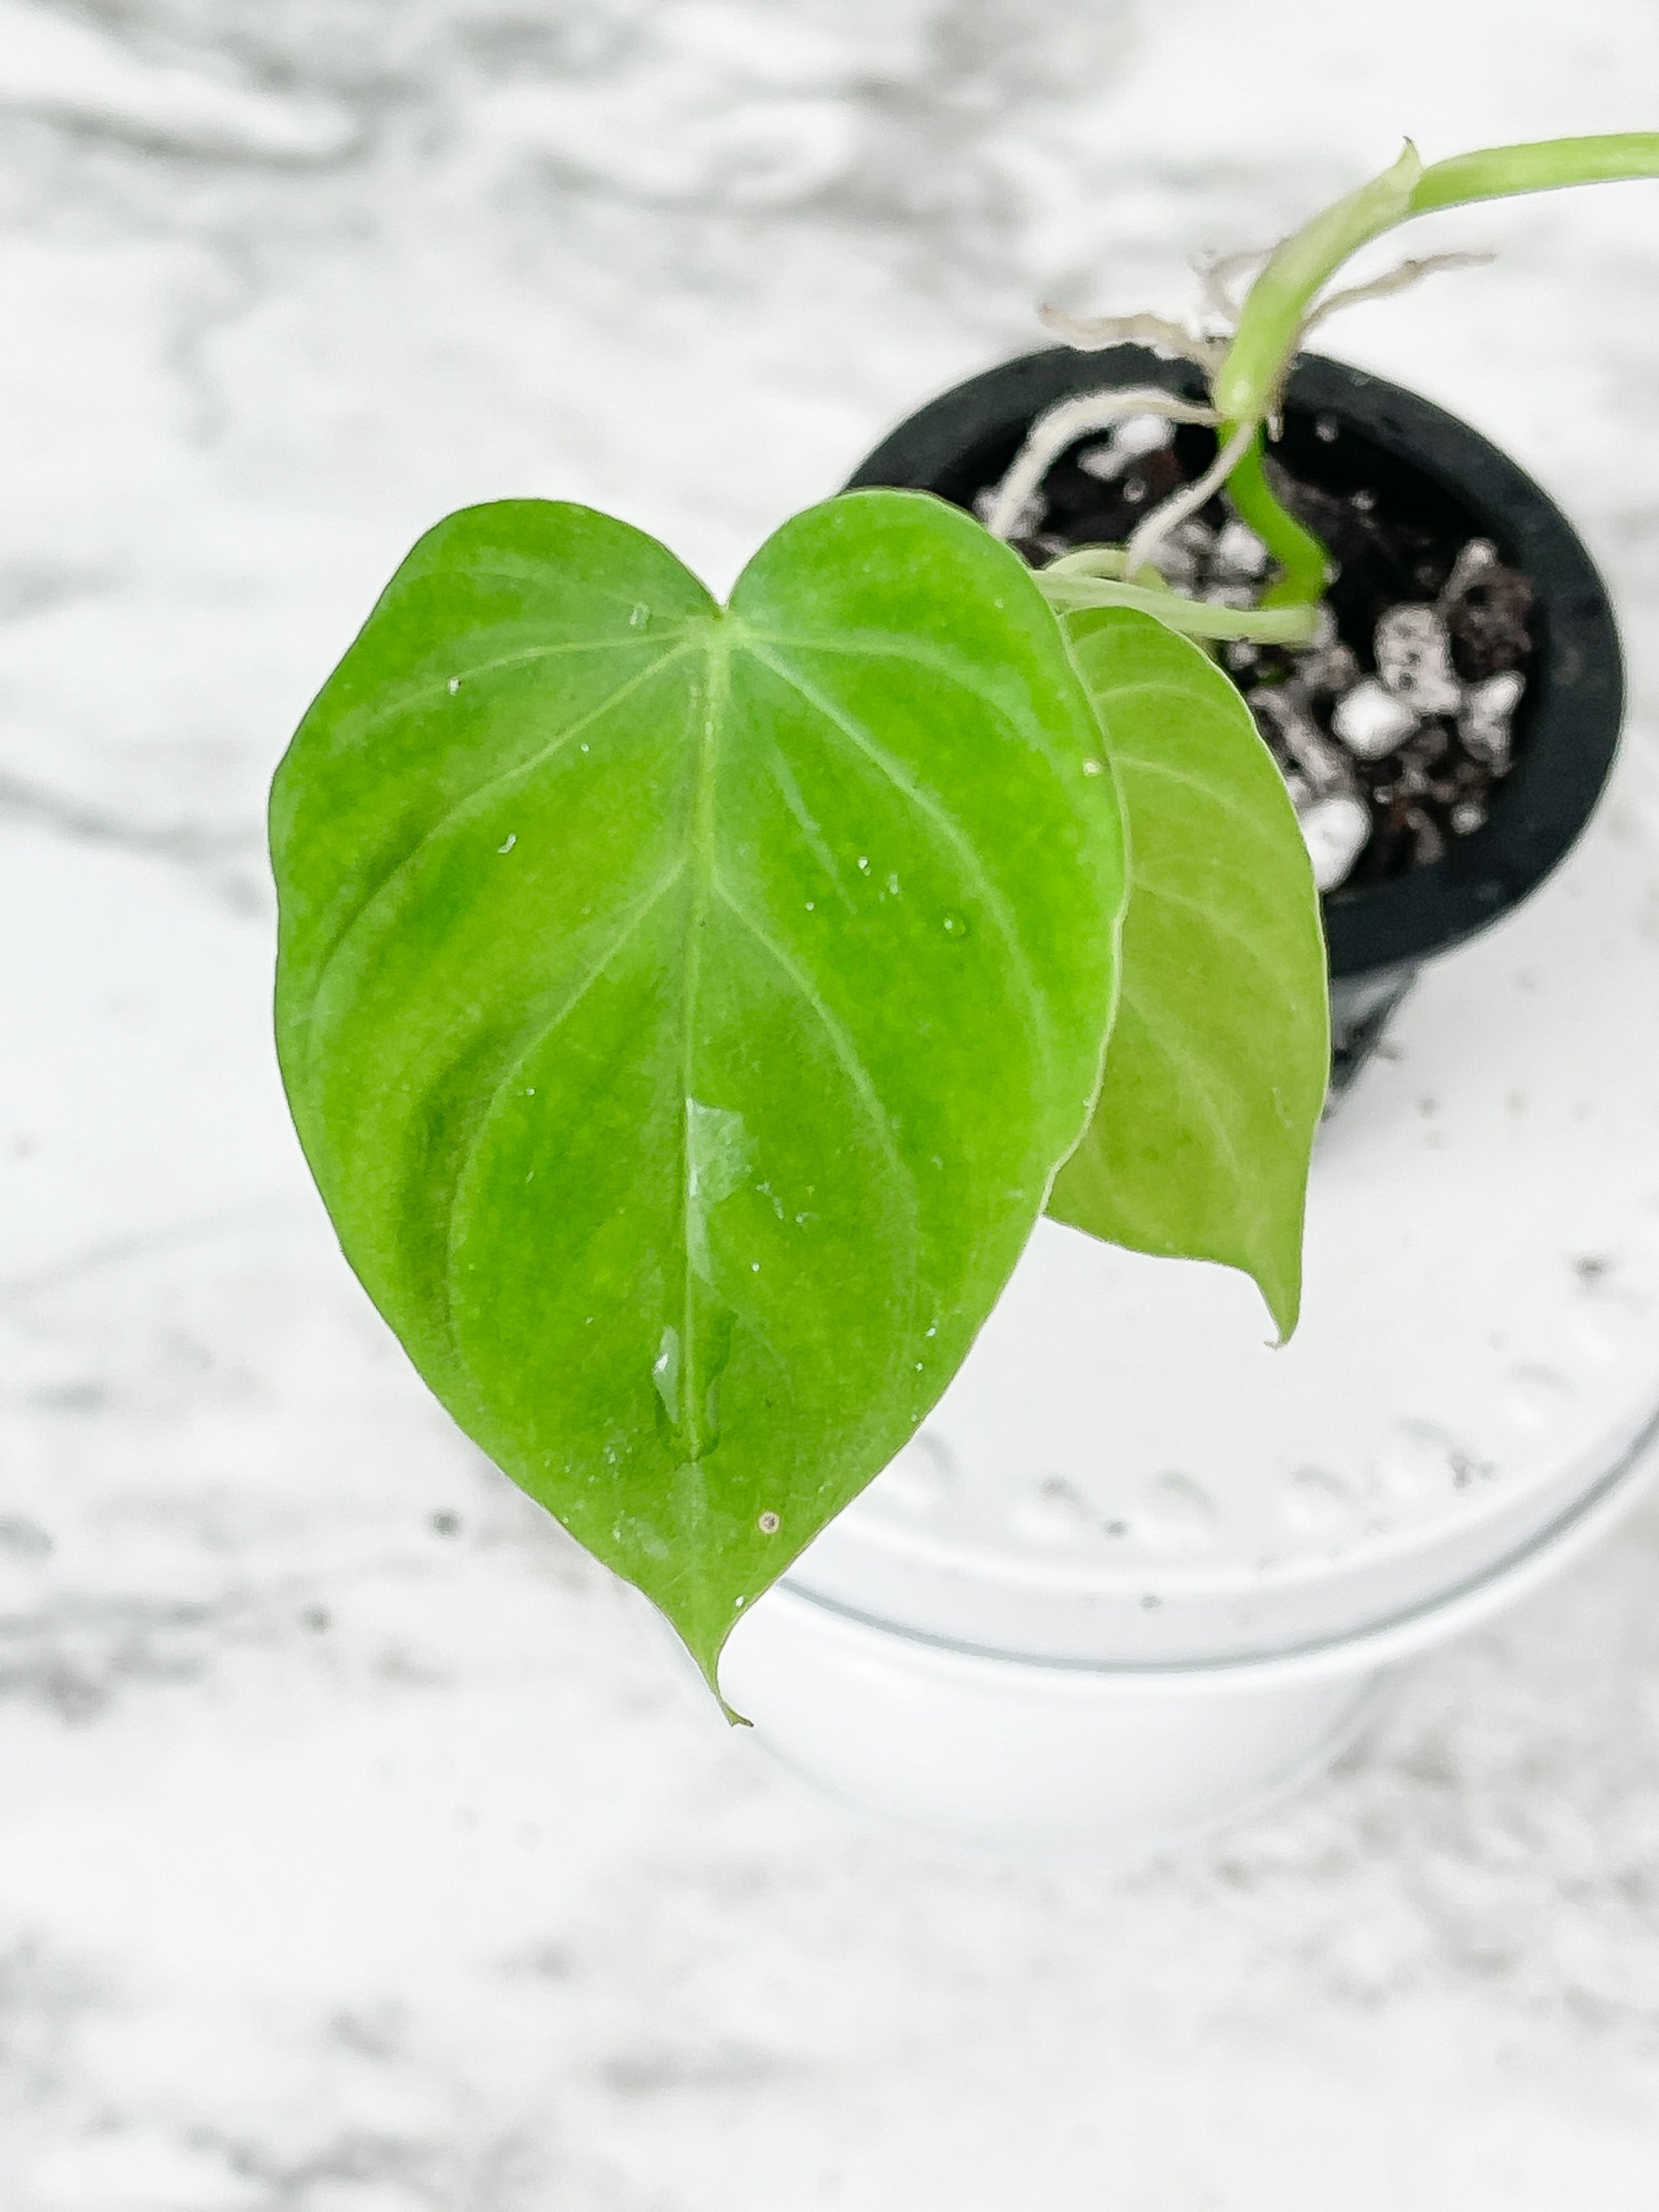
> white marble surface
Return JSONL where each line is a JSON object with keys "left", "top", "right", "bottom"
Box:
{"left": 5, "top": 2, "right": 1659, "bottom": 2203}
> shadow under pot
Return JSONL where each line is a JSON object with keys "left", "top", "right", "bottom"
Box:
{"left": 845, "top": 345, "right": 1624, "bottom": 1089}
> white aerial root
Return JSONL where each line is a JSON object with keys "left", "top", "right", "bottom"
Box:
{"left": 989, "top": 237, "right": 1496, "bottom": 586}
{"left": 1037, "top": 302, "right": 1224, "bottom": 370}
{"left": 980, "top": 386, "right": 1219, "bottom": 541}
{"left": 1299, "top": 250, "right": 1496, "bottom": 333}
{"left": 1192, "top": 244, "right": 1274, "bottom": 330}
{"left": 1122, "top": 418, "right": 1258, "bottom": 582}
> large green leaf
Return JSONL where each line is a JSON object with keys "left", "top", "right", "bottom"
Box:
{"left": 270, "top": 490, "right": 1125, "bottom": 1698}
{"left": 1048, "top": 608, "right": 1328, "bottom": 1339}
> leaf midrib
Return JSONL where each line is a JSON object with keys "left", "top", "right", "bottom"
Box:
{"left": 297, "top": 642, "right": 697, "bottom": 1088}
{"left": 673, "top": 628, "right": 730, "bottom": 1472}
{"left": 1133, "top": 874, "right": 1319, "bottom": 1007}
{"left": 662, "top": 628, "right": 923, "bottom": 1469}
{"left": 741, "top": 626, "right": 1075, "bottom": 783}
{"left": 441, "top": 863, "right": 690, "bottom": 1398}
{"left": 742, "top": 638, "right": 1057, "bottom": 1093}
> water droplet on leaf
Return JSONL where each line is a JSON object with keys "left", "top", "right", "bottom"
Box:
{"left": 651, "top": 1326, "right": 680, "bottom": 1420}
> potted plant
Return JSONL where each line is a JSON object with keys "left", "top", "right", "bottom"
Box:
{"left": 270, "top": 134, "right": 1659, "bottom": 1855}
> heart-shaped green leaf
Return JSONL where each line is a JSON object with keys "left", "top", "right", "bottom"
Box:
{"left": 1048, "top": 607, "right": 1328, "bottom": 1339}
{"left": 271, "top": 490, "right": 1125, "bottom": 1697}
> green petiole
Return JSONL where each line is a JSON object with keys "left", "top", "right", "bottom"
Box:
{"left": 1037, "top": 563, "right": 1322, "bottom": 645}
{"left": 1211, "top": 143, "right": 1424, "bottom": 427}
{"left": 1408, "top": 132, "right": 1659, "bottom": 217}
{"left": 1210, "top": 429, "right": 1330, "bottom": 609}
{"left": 1209, "top": 131, "right": 1659, "bottom": 613}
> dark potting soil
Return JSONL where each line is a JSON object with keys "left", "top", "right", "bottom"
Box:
{"left": 968, "top": 406, "right": 1537, "bottom": 895}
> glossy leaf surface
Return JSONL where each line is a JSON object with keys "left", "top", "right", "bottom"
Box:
{"left": 271, "top": 491, "right": 1125, "bottom": 1694}
{"left": 1048, "top": 608, "right": 1328, "bottom": 1338}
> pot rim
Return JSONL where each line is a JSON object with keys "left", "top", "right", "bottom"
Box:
{"left": 845, "top": 344, "right": 1626, "bottom": 979}
{"left": 773, "top": 1389, "right": 1659, "bottom": 1692}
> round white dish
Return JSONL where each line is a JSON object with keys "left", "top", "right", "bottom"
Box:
{"left": 722, "top": 734, "right": 1659, "bottom": 1858}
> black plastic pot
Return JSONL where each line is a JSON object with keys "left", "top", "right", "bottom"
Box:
{"left": 846, "top": 345, "right": 1624, "bottom": 1087}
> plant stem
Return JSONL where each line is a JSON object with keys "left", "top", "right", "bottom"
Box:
{"left": 1218, "top": 430, "right": 1330, "bottom": 608}
{"left": 1208, "top": 130, "right": 1659, "bottom": 611}
{"left": 1122, "top": 419, "right": 1258, "bottom": 582}
{"left": 1211, "top": 143, "right": 1424, "bottom": 425}
{"left": 1409, "top": 132, "right": 1659, "bottom": 216}
{"left": 1203, "top": 145, "right": 1424, "bottom": 609}
{"left": 1037, "top": 568, "right": 1321, "bottom": 644}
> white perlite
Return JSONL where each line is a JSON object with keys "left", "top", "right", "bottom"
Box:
{"left": 1247, "top": 682, "right": 1374, "bottom": 889}
{"left": 1440, "top": 535, "right": 1501, "bottom": 606}
{"left": 1147, "top": 518, "right": 1218, "bottom": 588}
{"left": 1375, "top": 603, "right": 1464, "bottom": 714}
{"left": 972, "top": 483, "right": 1044, "bottom": 537}
{"left": 1332, "top": 677, "right": 1421, "bottom": 760}
{"left": 1248, "top": 683, "right": 1355, "bottom": 799}
{"left": 1211, "top": 518, "right": 1271, "bottom": 579}
{"left": 1298, "top": 639, "right": 1363, "bottom": 698}
{"left": 1297, "top": 790, "right": 1373, "bottom": 890}
{"left": 1076, "top": 413, "right": 1174, "bottom": 482}
{"left": 1460, "top": 669, "right": 1526, "bottom": 771}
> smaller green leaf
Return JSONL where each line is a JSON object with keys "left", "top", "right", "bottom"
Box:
{"left": 1048, "top": 608, "right": 1329, "bottom": 1340}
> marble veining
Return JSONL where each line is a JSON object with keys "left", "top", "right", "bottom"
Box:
{"left": 5, "top": 2, "right": 1659, "bottom": 2204}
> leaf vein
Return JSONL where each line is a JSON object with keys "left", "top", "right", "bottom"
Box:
{"left": 745, "top": 627, "right": 1074, "bottom": 780}
{"left": 1134, "top": 877, "right": 1323, "bottom": 1008}
{"left": 1117, "top": 751, "right": 1299, "bottom": 846}
{"left": 742, "top": 642, "right": 1056, "bottom": 1078}
{"left": 306, "top": 644, "right": 696, "bottom": 1037}
{"left": 442, "top": 865, "right": 688, "bottom": 1357}
{"left": 710, "top": 880, "right": 913, "bottom": 1201}
{"left": 1112, "top": 980, "right": 1255, "bottom": 1210}
{"left": 331, "top": 638, "right": 677, "bottom": 751}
